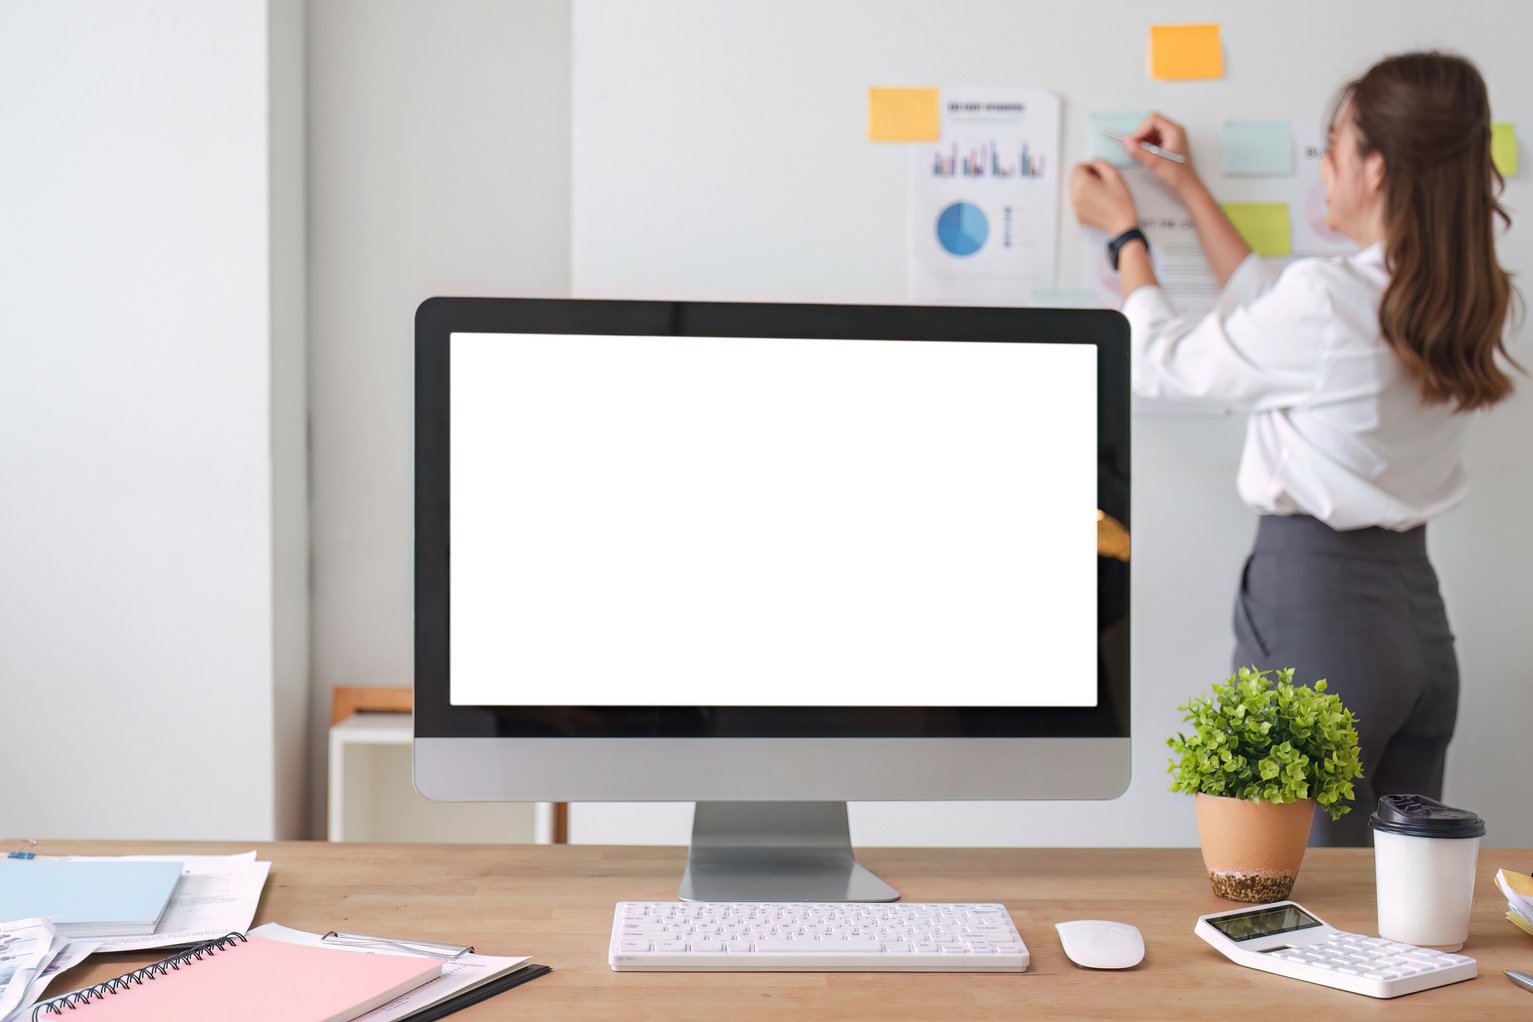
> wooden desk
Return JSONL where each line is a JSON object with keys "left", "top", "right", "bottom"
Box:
{"left": 26, "top": 841, "right": 1533, "bottom": 1019}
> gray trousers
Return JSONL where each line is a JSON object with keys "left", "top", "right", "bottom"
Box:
{"left": 1231, "top": 515, "right": 1459, "bottom": 847}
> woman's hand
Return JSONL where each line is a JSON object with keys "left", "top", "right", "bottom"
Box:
{"left": 1126, "top": 112, "right": 1201, "bottom": 196}
{"left": 1069, "top": 160, "right": 1139, "bottom": 236}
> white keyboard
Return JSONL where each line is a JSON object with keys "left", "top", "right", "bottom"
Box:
{"left": 609, "top": 901, "right": 1029, "bottom": 972}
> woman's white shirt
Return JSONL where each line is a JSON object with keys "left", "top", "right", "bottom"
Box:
{"left": 1121, "top": 243, "right": 1468, "bottom": 531}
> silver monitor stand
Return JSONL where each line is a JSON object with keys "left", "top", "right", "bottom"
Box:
{"left": 678, "top": 801, "right": 899, "bottom": 902}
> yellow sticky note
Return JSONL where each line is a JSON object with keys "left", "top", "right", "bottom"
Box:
{"left": 1222, "top": 202, "right": 1292, "bottom": 257}
{"left": 1150, "top": 24, "right": 1224, "bottom": 80}
{"left": 868, "top": 88, "right": 940, "bottom": 142}
{"left": 1493, "top": 122, "right": 1517, "bottom": 177}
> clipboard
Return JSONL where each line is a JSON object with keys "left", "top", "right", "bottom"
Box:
{"left": 397, "top": 963, "right": 552, "bottom": 1022}
{"left": 322, "top": 929, "right": 473, "bottom": 960}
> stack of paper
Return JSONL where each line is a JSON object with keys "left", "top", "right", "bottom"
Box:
{"left": 30, "top": 935, "right": 443, "bottom": 1022}
{"left": 0, "top": 918, "right": 101, "bottom": 1022}
{"left": 0, "top": 860, "right": 182, "bottom": 937}
{"left": 0, "top": 851, "right": 272, "bottom": 1020}
{"left": 1496, "top": 868, "right": 1533, "bottom": 935}
{"left": 248, "top": 924, "right": 542, "bottom": 1022}
{"left": 61, "top": 851, "right": 272, "bottom": 951}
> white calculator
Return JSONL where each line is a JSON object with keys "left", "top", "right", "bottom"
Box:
{"left": 1195, "top": 901, "right": 1476, "bottom": 998}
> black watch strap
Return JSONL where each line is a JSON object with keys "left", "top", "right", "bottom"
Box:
{"left": 1107, "top": 227, "right": 1149, "bottom": 271}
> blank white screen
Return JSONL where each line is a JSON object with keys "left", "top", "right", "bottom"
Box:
{"left": 450, "top": 332, "right": 1097, "bottom": 707}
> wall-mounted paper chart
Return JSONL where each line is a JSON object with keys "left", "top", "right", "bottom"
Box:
{"left": 908, "top": 88, "right": 1062, "bottom": 305}
{"left": 1289, "top": 123, "right": 1359, "bottom": 255}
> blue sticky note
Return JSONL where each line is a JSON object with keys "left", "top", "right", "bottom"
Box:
{"left": 1090, "top": 111, "right": 1150, "bottom": 168}
{"left": 1222, "top": 121, "right": 1293, "bottom": 176}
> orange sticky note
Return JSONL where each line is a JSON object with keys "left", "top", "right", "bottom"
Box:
{"left": 1150, "top": 24, "right": 1224, "bottom": 80}
{"left": 868, "top": 87, "right": 940, "bottom": 142}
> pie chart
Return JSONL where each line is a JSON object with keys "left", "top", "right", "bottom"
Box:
{"left": 936, "top": 202, "right": 988, "bottom": 257}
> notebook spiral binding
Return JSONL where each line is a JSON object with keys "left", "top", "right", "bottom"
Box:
{"left": 31, "top": 932, "right": 247, "bottom": 1019}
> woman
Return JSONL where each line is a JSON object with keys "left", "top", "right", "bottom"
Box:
{"left": 1070, "top": 51, "right": 1520, "bottom": 846}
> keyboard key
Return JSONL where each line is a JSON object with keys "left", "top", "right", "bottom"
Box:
{"left": 753, "top": 940, "right": 884, "bottom": 954}
{"left": 618, "top": 940, "right": 652, "bottom": 952}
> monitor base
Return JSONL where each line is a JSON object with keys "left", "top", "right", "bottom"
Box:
{"left": 678, "top": 801, "right": 899, "bottom": 902}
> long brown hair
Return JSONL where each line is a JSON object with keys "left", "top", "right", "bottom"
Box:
{"left": 1338, "top": 52, "right": 1521, "bottom": 411}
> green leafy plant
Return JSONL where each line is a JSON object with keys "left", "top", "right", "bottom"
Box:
{"left": 1167, "top": 666, "right": 1364, "bottom": 821}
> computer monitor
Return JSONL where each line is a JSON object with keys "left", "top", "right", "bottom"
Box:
{"left": 414, "top": 298, "right": 1130, "bottom": 902}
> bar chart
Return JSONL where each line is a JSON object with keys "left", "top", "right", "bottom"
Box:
{"left": 929, "top": 142, "right": 1046, "bottom": 179}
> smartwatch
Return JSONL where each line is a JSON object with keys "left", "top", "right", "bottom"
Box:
{"left": 1107, "top": 227, "right": 1149, "bottom": 271}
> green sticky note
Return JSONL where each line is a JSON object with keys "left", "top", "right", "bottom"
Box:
{"left": 1090, "top": 111, "right": 1150, "bottom": 168}
{"left": 1222, "top": 121, "right": 1293, "bottom": 176}
{"left": 1493, "top": 123, "right": 1517, "bottom": 177}
{"left": 1222, "top": 202, "right": 1292, "bottom": 256}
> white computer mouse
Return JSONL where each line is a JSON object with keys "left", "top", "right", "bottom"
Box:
{"left": 1055, "top": 919, "right": 1145, "bottom": 969}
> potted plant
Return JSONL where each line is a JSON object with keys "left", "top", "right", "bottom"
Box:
{"left": 1168, "top": 666, "right": 1364, "bottom": 902}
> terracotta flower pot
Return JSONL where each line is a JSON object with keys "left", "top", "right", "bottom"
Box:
{"left": 1195, "top": 793, "right": 1314, "bottom": 902}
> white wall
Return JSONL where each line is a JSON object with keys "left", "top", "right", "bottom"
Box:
{"left": 566, "top": 0, "right": 1533, "bottom": 846}
{"left": 0, "top": 1, "right": 308, "bottom": 839}
{"left": 306, "top": 1, "right": 1532, "bottom": 847}
{"left": 305, "top": 0, "right": 572, "bottom": 836}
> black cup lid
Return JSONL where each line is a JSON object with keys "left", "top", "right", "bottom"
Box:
{"left": 1369, "top": 794, "right": 1486, "bottom": 838}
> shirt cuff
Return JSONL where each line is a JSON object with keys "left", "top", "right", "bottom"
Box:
{"left": 1121, "top": 283, "right": 1178, "bottom": 337}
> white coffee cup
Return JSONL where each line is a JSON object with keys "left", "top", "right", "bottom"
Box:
{"left": 1370, "top": 794, "right": 1485, "bottom": 951}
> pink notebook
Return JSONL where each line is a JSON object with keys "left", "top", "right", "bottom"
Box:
{"left": 32, "top": 934, "right": 442, "bottom": 1022}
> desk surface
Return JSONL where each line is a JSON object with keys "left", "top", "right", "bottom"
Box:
{"left": 24, "top": 841, "right": 1533, "bottom": 1019}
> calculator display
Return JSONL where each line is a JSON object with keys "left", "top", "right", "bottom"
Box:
{"left": 1208, "top": 904, "right": 1323, "bottom": 941}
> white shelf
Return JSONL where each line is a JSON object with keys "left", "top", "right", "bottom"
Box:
{"left": 328, "top": 712, "right": 554, "bottom": 843}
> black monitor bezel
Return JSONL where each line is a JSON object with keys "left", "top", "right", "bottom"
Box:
{"left": 415, "top": 297, "right": 1129, "bottom": 740}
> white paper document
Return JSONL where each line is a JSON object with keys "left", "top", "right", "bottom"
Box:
{"left": 0, "top": 937, "right": 99, "bottom": 1022}
{"left": 0, "top": 918, "right": 57, "bottom": 1020}
{"left": 248, "top": 923, "right": 532, "bottom": 1022}
{"left": 907, "top": 88, "right": 1062, "bottom": 304}
{"left": 1084, "top": 167, "right": 1219, "bottom": 319}
{"left": 61, "top": 852, "right": 270, "bottom": 951}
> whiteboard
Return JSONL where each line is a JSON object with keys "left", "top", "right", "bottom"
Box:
{"left": 568, "top": 0, "right": 1533, "bottom": 847}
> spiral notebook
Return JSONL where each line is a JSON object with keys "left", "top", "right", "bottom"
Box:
{"left": 30, "top": 933, "right": 442, "bottom": 1022}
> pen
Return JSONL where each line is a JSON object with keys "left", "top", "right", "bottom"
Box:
{"left": 1100, "top": 127, "right": 1187, "bottom": 165}
{"left": 1509, "top": 969, "right": 1533, "bottom": 993}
